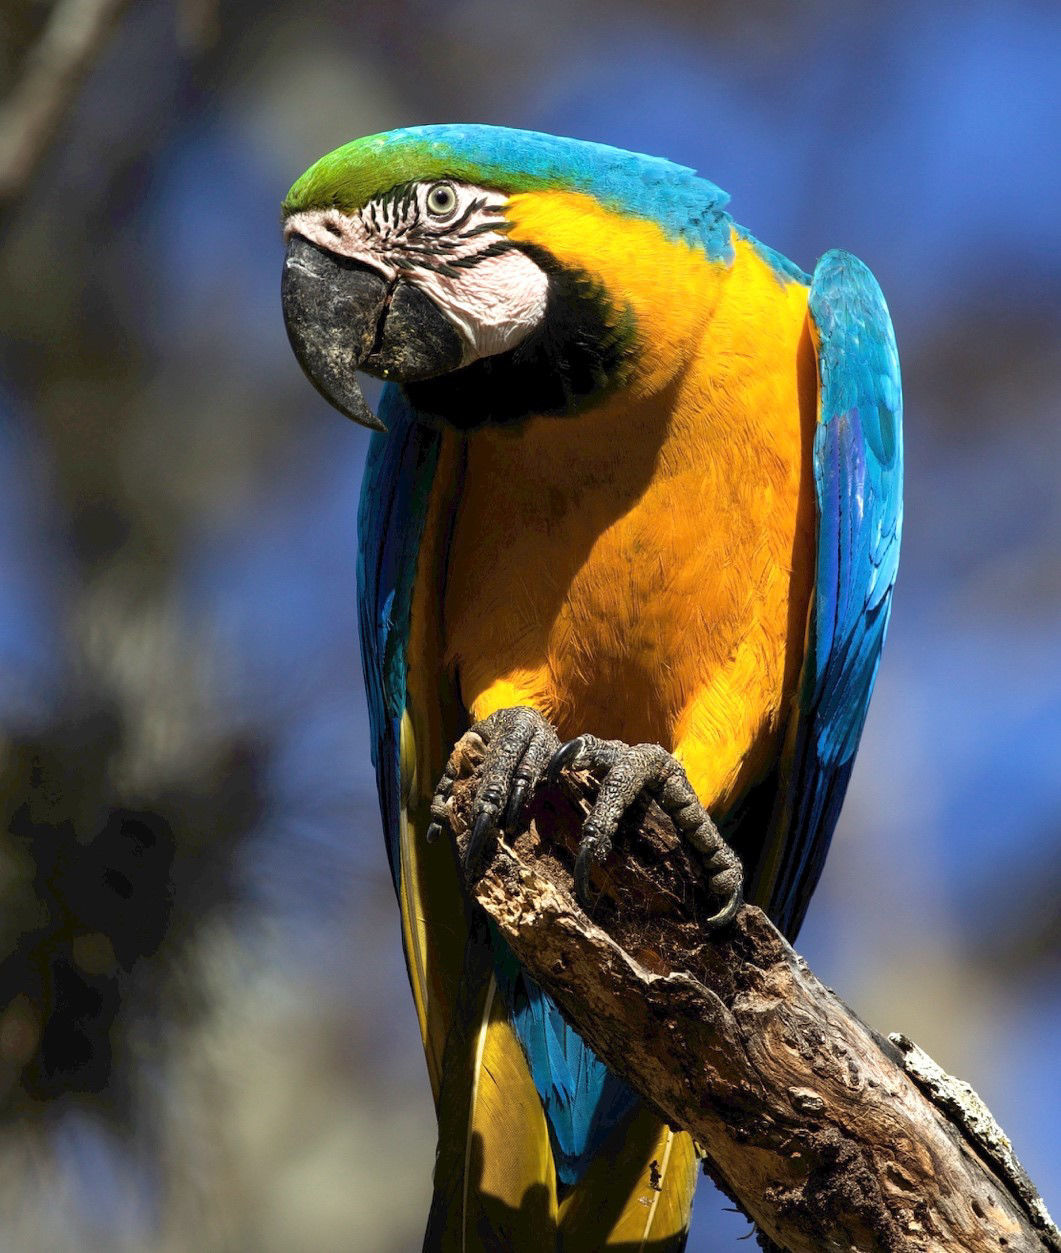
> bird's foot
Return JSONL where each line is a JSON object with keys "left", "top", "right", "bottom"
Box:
{"left": 428, "top": 707, "right": 560, "bottom": 880}
{"left": 548, "top": 735, "right": 743, "bottom": 928}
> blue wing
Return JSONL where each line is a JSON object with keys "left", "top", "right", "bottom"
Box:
{"left": 356, "top": 384, "right": 442, "bottom": 890}
{"left": 756, "top": 249, "right": 904, "bottom": 939}
{"left": 357, "top": 384, "right": 633, "bottom": 1185}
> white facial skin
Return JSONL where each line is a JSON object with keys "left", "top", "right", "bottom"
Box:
{"left": 284, "top": 181, "right": 549, "bottom": 367}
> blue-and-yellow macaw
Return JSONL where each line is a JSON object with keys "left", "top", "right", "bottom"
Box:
{"left": 280, "top": 125, "right": 902, "bottom": 1251}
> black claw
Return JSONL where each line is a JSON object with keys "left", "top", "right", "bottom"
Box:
{"left": 465, "top": 809, "right": 497, "bottom": 879}
{"left": 548, "top": 737, "right": 585, "bottom": 781}
{"left": 543, "top": 732, "right": 746, "bottom": 930}
{"left": 433, "top": 708, "right": 560, "bottom": 883}
{"left": 574, "top": 844, "right": 593, "bottom": 904}
{"left": 573, "top": 820, "right": 611, "bottom": 907}
{"left": 704, "top": 886, "right": 743, "bottom": 930}
{"left": 504, "top": 779, "right": 529, "bottom": 831}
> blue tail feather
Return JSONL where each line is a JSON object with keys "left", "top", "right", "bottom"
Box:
{"left": 490, "top": 929, "right": 639, "bottom": 1186}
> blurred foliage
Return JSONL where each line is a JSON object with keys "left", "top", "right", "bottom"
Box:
{"left": 0, "top": 716, "right": 260, "bottom": 1109}
{"left": 0, "top": 0, "right": 1057, "bottom": 1249}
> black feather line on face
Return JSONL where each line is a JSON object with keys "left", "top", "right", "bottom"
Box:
{"left": 465, "top": 239, "right": 517, "bottom": 263}
{"left": 399, "top": 244, "right": 452, "bottom": 261}
{"left": 403, "top": 244, "right": 636, "bottom": 428}
{"left": 365, "top": 181, "right": 420, "bottom": 234}
{"left": 458, "top": 219, "right": 510, "bottom": 238}
{"left": 411, "top": 239, "right": 518, "bottom": 270}
{"left": 399, "top": 239, "right": 518, "bottom": 270}
{"left": 444, "top": 244, "right": 515, "bottom": 269}
{"left": 413, "top": 258, "right": 462, "bottom": 278}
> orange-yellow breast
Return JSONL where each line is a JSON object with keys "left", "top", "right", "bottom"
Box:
{"left": 440, "top": 194, "right": 818, "bottom": 816}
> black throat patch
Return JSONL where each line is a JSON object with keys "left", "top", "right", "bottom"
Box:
{"left": 402, "top": 245, "right": 636, "bottom": 428}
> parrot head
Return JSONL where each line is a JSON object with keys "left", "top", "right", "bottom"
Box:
{"left": 281, "top": 124, "right": 736, "bottom": 430}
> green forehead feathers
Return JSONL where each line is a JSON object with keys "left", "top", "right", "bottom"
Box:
{"left": 283, "top": 128, "right": 547, "bottom": 216}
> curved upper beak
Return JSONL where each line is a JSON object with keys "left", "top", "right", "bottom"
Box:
{"left": 282, "top": 235, "right": 389, "bottom": 430}
{"left": 282, "top": 234, "right": 465, "bottom": 432}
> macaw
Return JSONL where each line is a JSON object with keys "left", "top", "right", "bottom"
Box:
{"left": 280, "top": 124, "right": 902, "bottom": 1252}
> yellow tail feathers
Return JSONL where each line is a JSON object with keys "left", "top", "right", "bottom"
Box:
{"left": 420, "top": 920, "right": 697, "bottom": 1252}
{"left": 559, "top": 1109, "right": 698, "bottom": 1251}
{"left": 424, "top": 930, "right": 558, "bottom": 1251}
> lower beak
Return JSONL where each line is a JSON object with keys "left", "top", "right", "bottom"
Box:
{"left": 282, "top": 235, "right": 464, "bottom": 432}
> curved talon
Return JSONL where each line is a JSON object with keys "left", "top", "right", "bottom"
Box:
{"left": 550, "top": 733, "right": 745, "bottom": 929}
{"left": 435, "top": 713, "right": 744, "bottom": 925}
{"left": 704, "top": 885, "right": 743, "bottom": 930}
{"left": 574, "top": 844, "right": 595, "bottom": 904}
{"left": 504, "top": 779, "right": 529, "bottom": 831}
{"left": 432, "top": 708, "right": 561, "bottom": 881}
{"left": 465, "top": 809, "right": 497, "bottom": 879}
{"left": 573, "top": 820, "right": 611, "bottom": 905}
{"left": 548, "top": 736, "right": 585, "bottom": 781}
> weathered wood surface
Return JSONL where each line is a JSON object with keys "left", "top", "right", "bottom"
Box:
{"left": 440, "top": 731, "right": 1059, "bottom": 1253}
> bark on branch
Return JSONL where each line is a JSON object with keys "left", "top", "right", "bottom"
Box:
{"left": 442, "top": 731, "right": 1059, "bottom": 1253}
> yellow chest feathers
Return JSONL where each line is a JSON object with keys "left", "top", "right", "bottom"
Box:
{"left": 440, "top": 211, "right": 818, "bottom": 812}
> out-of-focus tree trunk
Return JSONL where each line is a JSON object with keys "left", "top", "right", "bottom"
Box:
{"left": 0, "top": 0, "right": 135, "bottom": 219}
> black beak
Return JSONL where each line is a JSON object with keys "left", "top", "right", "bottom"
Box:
{"left": 282, "top": 235, "right": 389, "bottom": 430}
{"left": 282, "top": 235, "right": 464, "bottom": 432}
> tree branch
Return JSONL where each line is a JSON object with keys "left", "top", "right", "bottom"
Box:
{"left": 0, "top": 0, "right": 133, "bottom": 215}
{"left": 441, "top": 731, "right": 1060, "bottom": 1253}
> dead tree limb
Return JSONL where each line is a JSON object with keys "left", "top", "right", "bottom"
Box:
{"left": 441, "top": 731, "right": 1059, "bottom": 1253}
{"left": 0, "top": 0, "right": 134, "bottom": 214}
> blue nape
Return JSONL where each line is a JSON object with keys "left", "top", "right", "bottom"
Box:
{"left": 390, "top": 123, "right": 739, "bottom": 262}
{"left": 393, "top": 124, "right": 809, "bottom": 281}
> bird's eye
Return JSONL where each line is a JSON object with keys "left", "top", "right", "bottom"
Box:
{"left": 425, "top": 182, "right": 458, "bottom": 219}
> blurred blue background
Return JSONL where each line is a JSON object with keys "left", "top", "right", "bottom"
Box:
{"left": 0, "top": 0, "right": 1057, "bottom": 1247}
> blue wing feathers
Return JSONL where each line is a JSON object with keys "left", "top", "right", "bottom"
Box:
{"left": 356, "top": 385, "right": 441, "bottom": 888}
{"left": 767, "top": 249, "right": 903, "bottom": 938}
